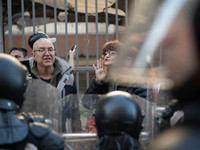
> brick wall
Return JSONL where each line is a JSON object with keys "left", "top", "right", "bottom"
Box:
{"left": 4, "top": 33, "right": 125, "bottom": 58}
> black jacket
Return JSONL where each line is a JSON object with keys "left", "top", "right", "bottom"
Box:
{"left": 85, "top": 77, "right": 150, "bottom": 100}
{"left": 96, "top": 135, "right": 141, "bottom": 150}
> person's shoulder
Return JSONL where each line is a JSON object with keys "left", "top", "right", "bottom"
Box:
{"left": 55, "top": 56, "right": 73, "bottom": 73}
{"left": 24, "top": 57, "right": 34, "bottom": 66}
{"left": 55, "top": 56, "right": 69, "bottom": 65}
{"left": 25, "top": 56, "right": 33, "bottom": 61}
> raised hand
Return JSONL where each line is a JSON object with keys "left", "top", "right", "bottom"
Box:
{"left": 93, "top": 58, "right": 107, "bottom": 83}
{"left": 68, "top": 48, "right": 76, "bottom": 69}
{"left": 69, "top": 47, "right": 76, "bottom": 58}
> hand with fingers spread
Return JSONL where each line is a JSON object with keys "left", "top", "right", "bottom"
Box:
{"left": 93, "top": 58, "right": 107, "bottom": 83}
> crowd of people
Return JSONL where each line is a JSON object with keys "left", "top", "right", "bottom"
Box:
{"left": 1, "top": 0, "right": 200, "bottom": 149}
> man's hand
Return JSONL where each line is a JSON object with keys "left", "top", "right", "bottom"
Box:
{"left": 93, "top": 59, "right": 107, "bottom": 83}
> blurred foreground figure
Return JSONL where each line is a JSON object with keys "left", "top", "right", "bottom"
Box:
{"left": 95, "top": 91, "right": 143, "bottom": 150}
{"left": 0, "top": 54, "right": 64, "bottom": 150}
{"left": 149, "top": 0, "right": 200, "bottom": 149}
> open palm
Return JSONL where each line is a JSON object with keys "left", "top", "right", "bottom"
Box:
{"left": 93, "top": 59, "right": 107, "bottom": 83}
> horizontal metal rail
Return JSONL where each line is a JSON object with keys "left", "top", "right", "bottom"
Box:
{"left": 74, "top": 67, "right": 94, "bottom": 71}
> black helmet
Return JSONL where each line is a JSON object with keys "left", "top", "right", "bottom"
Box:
{"left": 0, "top": 54, "right": 28, "bottom": 110}
{"left": 95, "top": 91, "right": 143, "bottom": 140}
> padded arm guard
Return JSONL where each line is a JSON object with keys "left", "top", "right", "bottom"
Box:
{"left": 28, "top": 122, "right": 65, "bottom": 150}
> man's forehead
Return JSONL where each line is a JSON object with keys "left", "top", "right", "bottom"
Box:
{"left": 10, "top": 50, "right": 23, "bottom": 54}
{"left": 33, "top": 38, "right": 54, "bottom": 49}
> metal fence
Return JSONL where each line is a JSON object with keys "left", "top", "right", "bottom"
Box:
{"left": 1, "top": 0, "right": 136, "bottom": 95}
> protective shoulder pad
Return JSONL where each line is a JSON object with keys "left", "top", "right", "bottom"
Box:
{"left": 0, "top": 111, "right": 28, "bottom": 144}
{"left": 41, "top": 130, "right": 65, "bottom": 150}
{"left": 29, "top": 122, "right": 50, "bottom": 138}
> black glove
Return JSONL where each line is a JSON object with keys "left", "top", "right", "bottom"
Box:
{"left": 21, "top": 112, "right": 45, "bottom": 123}
{"left": 161, "top": 99, "right": 181, "bottom": 120}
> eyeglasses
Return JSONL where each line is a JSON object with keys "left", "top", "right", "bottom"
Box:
{"left": 34, "top": 48, "right": 56, "bottom": 54}
{"left": 102, "top": 51, "right": 116, "bottom": 56}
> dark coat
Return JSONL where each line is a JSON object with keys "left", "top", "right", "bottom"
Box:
{"left": 85, "top": 77, "right": 150, "bottom": 100}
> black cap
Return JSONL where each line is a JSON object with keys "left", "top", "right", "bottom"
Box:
{"left": 28, "top": 32, "right": 56, "bottom": 49}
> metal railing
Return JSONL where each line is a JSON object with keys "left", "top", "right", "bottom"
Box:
{"left": 2, "top": 0, "right": 137, "bottom": 95}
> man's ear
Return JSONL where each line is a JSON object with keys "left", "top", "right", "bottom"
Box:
{"left": 31, "top": 51, "right": 35, "bottom": 58}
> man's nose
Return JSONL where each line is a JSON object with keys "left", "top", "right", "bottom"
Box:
{"left": 44, "top": 49, "right": 50, "bottom": 54}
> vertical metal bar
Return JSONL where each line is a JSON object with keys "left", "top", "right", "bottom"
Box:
{"left": 159, "top": 45, "right": 162, "bottom": 67}
{"left": 85, "top": 0, "right": 90, "bottom": 121}
{"left": 54, "top": 0, "right": 58, "bottom": 53}
{"left": 115, "top": 0, "right": 118, "bottom": 40}
{"left": 145, "top": 89, "right": 151, "bottom": 134}
{"left": 105, "top": 0, "right": 108, "bottom": 42}
{"left": 7, "top": 0, "right": 12, "bottom": 47}
{"left": 43, "top": 0, "right": 46, "bottom": 33}
{"left": 134, "top": 0, "right": 137, "bottom": 13}
{"left": 32, "top": 0, "right": 35, "bottom": 33}
{"left": 95, "top": 0, "right": 99, "bottom": 60}
{"left": 0, "top": 0, "right": 4, "bottom": 53}
{"left": 85, "top": 0, "right": 89, "bottom": 87}
{"left": 21, "top": 0, "right": 25, "bottom": 47}
{"left": 65, "top": 0, "right": 68, "bottom": 60}
{"left": 75, "top": 0, "right": 79, "bottom": 95}
{"left": 125, "top": 0, "right": 128, "bottom": 36}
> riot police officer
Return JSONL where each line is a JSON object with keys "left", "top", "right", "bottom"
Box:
{"left": 0, "top": 54, "right": 64, "bottom": 150}
{"left": 95, "top": 91, "right": 144, "bottom": 150}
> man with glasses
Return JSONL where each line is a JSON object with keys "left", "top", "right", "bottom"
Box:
{"left": 28, "top": 32, "right": 77, "bottom": 97}
{"left": 9, "top": 46, "right": 28, "bottom": 61}
{"left": 27, "top": 32, "right": 80, "bottom": 133}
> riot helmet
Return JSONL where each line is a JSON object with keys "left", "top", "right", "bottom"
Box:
{"left": 0, "top": 54, "right": 28, "bottom": 110}
{"left": 95, "top": 91, "right": 143, "bottom": 140}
